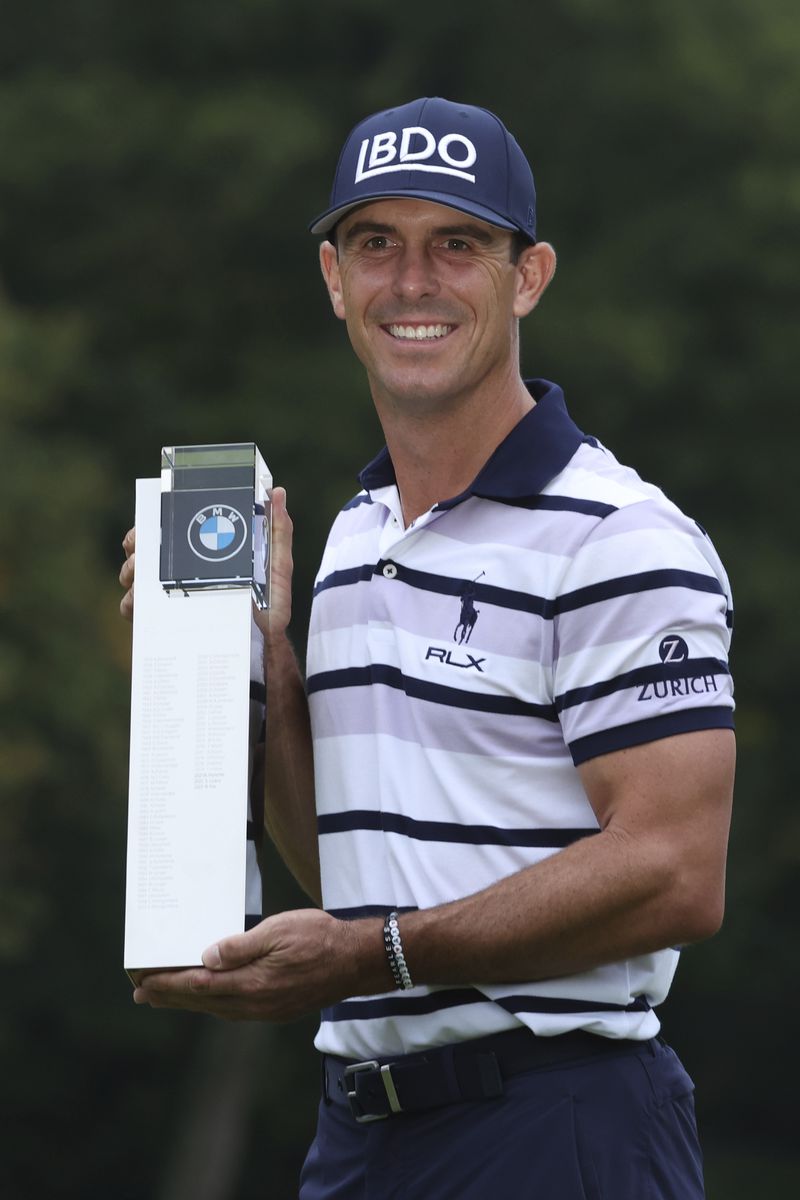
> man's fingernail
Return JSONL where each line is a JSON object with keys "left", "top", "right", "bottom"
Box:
{"left": 203, "top": 944, "right": 222, "bottom": 969}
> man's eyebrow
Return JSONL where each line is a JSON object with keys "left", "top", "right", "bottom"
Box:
{"left": 433, "top": 224, "right": 495, "bottom": 245}
{"left": 340, "top": 220, "right": 499, "bottom": 247}
{"left": 340, "top": 221, "right": 396, "bottom": 247}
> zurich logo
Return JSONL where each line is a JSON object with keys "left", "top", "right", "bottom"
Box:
{"left": 187, "top": 504, "right": 248, "bottom": 563}
{"left": 658, "top": 635, "right": 689, "bottom": 664}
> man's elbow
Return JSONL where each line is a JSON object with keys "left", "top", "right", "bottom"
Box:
{"left": 670, "top": 876, "right": 726, "bottom": 945}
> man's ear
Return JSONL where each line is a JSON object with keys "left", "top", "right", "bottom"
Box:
{"left": 513, "top": 241, "right": 557, "bottom": 318}
{"left": 319, "top": 240, "right": 346, "bottom": 320}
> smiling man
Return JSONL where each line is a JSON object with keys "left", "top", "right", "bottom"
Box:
{"left": 317, "top": 196, "right": 554, "bottom": 528}
{"left": 126, "top": 98, "right": 735, "bottom": 1198}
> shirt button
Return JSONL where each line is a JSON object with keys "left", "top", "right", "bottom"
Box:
{"left": 382, "top": 562, "right": 398, "bottom": 579}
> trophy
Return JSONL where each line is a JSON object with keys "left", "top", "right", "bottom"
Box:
{"left": 124, "top": 444, "right": 271, "bottom": 971}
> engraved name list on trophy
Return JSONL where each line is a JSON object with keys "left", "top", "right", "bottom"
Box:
{"left": 124, "top": 444, "right": 271, "bottom": 971}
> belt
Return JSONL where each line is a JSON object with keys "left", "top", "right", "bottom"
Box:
{"left": 325, "top": 1027, "right": 654, "bottom": 1123}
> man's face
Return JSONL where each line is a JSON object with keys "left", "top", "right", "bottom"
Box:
{"left": 319, "top": 198, "right": 544, "bottom": 415}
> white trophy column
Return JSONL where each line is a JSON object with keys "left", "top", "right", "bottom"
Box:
{"left": 124, "top": 477, "right": 252, "bottom": 969}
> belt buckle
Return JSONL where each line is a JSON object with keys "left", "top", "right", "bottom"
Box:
{"left": 344, "top": 1059, "right": 403, "bottom": 1123}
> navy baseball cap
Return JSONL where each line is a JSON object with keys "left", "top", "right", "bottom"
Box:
{"left": 309, "top": 97, "right": 537, "bottom": 242}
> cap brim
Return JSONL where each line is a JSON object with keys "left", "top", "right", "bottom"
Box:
{"left": 309, "top": 190, "right": 527, "bottom": 238}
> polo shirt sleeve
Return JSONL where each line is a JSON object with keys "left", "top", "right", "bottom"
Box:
{"left": 552, "top": 498, "right": 735, "bottom": 766}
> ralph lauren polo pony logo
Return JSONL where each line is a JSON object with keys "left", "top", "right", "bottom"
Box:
{"left": 454, "top": 573, "right": 484, "bottom": 645}
{"left": 424, "top": 573, "right": 487, "bottom": 672}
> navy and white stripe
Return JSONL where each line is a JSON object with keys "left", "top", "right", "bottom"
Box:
{"left": 307, "top": 379, "right": 734, "bottom": 1058}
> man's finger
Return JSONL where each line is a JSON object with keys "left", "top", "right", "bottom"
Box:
{"left": 119, "top": 543, "right": 135, "bottom": 622}
{"left": 272, "top": 485, "right": 287, "bottom": 516}
{"left": 202, "top": 925, "right": 267, "bottom": 971}
{"left": 119, "top": 553, "right": 134, "bottom": 589}
{"left": 135, "top": 967, "right": 213, "bottom": 995}
{"left": 271, "top": 487, "right": 293, "bottom": 556}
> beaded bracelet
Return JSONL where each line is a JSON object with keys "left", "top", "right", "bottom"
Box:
{"left": 383, "top": 911, "right": 414, "bottom": 991}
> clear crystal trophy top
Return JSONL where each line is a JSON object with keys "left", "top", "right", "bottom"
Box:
{"left": 159, "top": 442, "right": 272, "bottom": 607}
{"left": 124, "top": 444, "right": 271, "bottom": 971}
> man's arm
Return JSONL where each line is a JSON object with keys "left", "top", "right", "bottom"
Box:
{"left": 132, "top": 727, "right": 734, "bottom": 1020}
{"left": 401, "top": 726, "right": 734, "bottom": 983}
{"left": 253, "top": 487, "right": 320, "bottom": 902}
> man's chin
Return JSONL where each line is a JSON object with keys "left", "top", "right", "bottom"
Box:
{"left": 372, "top": 371, "right": 465, "bottom": 412}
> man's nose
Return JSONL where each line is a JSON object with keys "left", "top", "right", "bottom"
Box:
{"left": 390, "top": 245, "right": 441, "bottom": 301}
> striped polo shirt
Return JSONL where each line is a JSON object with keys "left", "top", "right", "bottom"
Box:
{"left": 307, "top": 379, "right": 734, "bottom": 1059}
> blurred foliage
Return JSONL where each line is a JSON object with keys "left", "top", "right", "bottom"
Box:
{"left": 1, "top": 0, "right": 798, "bottom": 1195}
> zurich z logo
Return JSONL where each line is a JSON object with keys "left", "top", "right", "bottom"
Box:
{"left": 658, "top": 635, "right": 689, "bottom": 663}
{"left": 637, "top": 632, "right": 718, "bottom": 701}
{"left": 355, "top": 126, "right": 478, "bottom": 184}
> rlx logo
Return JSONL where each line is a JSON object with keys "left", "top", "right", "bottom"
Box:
{"left": 355, "top": 126, "right": 478, "bottom": 183}
{"left": 425, "top": 647, "right": 486, "bottom": 672}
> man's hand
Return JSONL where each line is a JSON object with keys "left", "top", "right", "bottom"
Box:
{"left": 119, "top": 527, "right": 135, "bottom": 621}
{"left": 253, "top": 486, "right": 293, "bottom": 642}
{"left": 131, "top": 909, "right": 389, "bottom": 1022}
{"left": 118, "top": 486, "right": 292, "bottom": 630}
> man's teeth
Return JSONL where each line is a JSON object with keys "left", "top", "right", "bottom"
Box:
{"left": 388, "top": 324, "right": 453, "bottom": 340}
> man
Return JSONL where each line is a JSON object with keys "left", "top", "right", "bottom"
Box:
{"left": 122, "top": 98, "right": 735, "bottom": 1198}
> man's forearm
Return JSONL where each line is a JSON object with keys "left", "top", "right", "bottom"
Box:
{"left": 399, "top": 830, "right": 702, "bottom": 986}
{"left": 349, "top": 731, "right": 733, "bottom": 996}
{"left": 345, "top": 828, "right": 722, "bottom": 1001}
{"left": 263, "top": 631, "right": 320, "bottom": 903}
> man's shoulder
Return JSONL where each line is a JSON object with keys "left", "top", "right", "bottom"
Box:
{"left": 325, "top": 489, "right": 378, "bottom": 533}
{"left": 547, "top": 438, "right": 729, "bottom": 577}
{"left": 549, "top": 438, "right": 671, "bottom": 514}
{"left": 314, "top": 489, "right": 381, "bottom": 579}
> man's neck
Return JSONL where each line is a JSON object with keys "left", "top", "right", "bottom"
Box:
{"left": 374, "top": 375, "right": 535, "bottom": 526}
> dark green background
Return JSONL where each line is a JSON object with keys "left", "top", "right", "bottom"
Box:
{"left": 1, "top": 1, "right": 798, "bottom": 1195}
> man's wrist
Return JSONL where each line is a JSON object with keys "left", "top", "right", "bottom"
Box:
{"left": 338, "top": 916, "right": 399, "bottom": 996}
{"left": 262, "top": 621, "right": 292, "bottom": 653}
{"left": 383, "top": 911, "right": 414, "bottom": 989}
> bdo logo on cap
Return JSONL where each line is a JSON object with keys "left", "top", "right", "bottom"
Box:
{"left": 187, "top": 504, "right": 248, "bottom": 562}
{"left": 355, "top": 125, "right": 478, "bottom": 184}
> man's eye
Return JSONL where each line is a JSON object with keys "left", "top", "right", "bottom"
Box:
{"left": 365, "top": 235, "right": 390, "bottom": 250}
{"left": 445, "top": 238, "right": 469, "bottom": 251}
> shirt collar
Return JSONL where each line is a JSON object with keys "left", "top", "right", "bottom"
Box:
{"left": 357, "top": 379, "right": 587, "bottom": 507}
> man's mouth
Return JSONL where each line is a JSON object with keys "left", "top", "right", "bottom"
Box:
{"left": 384, "top": 323, "right": 454, "bottom": 341}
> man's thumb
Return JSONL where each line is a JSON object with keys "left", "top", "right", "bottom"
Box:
{"left": 202, "top": 930, "right": 257, "bottom": 971}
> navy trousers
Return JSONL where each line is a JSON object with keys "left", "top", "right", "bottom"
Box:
{"left": 299, "top": 1037, "right": 704, "bottom": 1199}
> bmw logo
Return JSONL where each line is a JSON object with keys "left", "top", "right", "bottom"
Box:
{"left": 187, "top": 504, "right": 248, "bottom": 563}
